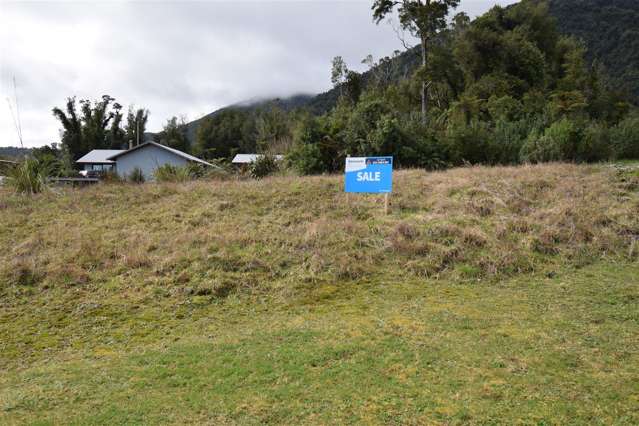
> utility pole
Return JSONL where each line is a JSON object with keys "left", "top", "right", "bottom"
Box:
{"left": 136, "top": 117, "right": 140, "bottom": 146}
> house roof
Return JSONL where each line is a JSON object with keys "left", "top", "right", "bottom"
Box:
{"left": 232, "top": 154, "right": 284, "bottom": 164}
{"left": 76, "top": 150, "right": 125, "bottom": 164}
{"left": 106, "top": 142, "right": 214, "bottom": 167}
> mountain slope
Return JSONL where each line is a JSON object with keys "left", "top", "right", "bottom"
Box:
{"left": 548, "top": 0, "right": 639, "bottom": 101}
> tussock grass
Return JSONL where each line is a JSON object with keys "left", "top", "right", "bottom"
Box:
{"left": 1, "top": 163, "right": 638, "bottom": 424}
{"left": 1, "top": 163, "right": 637, "bottom": 292}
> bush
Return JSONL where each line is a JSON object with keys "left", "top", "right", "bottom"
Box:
{"left": 446, "top": 120, "right": 492, "bottom": 165}
{"left": 102, "top": 170, "right": 123, "bottom": 183}
{"left": 154, "top": 164, "right": 192, "bottom": 182}
{"left": 611, "top": 116, "right": 639, "bottom": 160}
{"left": 249, "top": 154, "right": 279, "bottom": 179}
{"left": 398, "top": 130, "right": 450, "bottom": 170}
{"left": 286, "top": 143, "right": 324, "bottom": 175}
{"left": 490, "top": 119, "right": 529, "bottom": 164}
{"left": 6, "top": 158, "right": 50, "bottom": 194}
{"left": 520, "top": 118, "right": 582, "bottom": 163}
{"left": 520, "top": 129, "right": 562, "bottom": 163}
{"left": 578, "top": 122, "right": 612, "bottom": 162}
{"left": 128, "top": 167, "right": 145, "bottom": 184}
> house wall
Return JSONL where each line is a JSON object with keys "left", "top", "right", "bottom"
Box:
{"left": 115, "top": 145, "right": 188, "bottom": 180}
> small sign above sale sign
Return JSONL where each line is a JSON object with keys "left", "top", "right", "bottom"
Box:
{"left": 345, "top": 157, "right": 393, "bottom": 193}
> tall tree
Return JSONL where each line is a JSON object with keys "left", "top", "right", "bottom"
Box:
{"left": 107, "top": 103, "right": 126, "bottom": 149}
{"left": 53, "top": 97, "right": 148, "bottom": 163}
{"left": 125, "top": 107, "right": 149, "bottom": 146}
{"left": 331, "top": 56, "right": 349, "bottom": 97}
{"left": 159, "top": 116, "right": 190, "bottom": 153}
{"left": 372, "top": 0, "right": 460, "bottom": 122}
{"left": 79, "top": 95, "right": 116, "bottom": 151}
{"left": 52, "top": 97, "right": 84, "bottom": 161}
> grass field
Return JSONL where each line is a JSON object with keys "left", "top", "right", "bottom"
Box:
{"left": 1, "top": 163, "right": 638, "bottom": 424}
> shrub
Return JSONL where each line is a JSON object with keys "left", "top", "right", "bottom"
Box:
{"left": 578, "top": 122, "right": 612, "bottom": 162}
{"left": 286, "top": 143, "right": 324, "bottom": 175}
{"left": 101, "top": 170, "right": 123, "bottom": 183}
{"left": 490, "top": 119, "right": 529, "bottom": 164}
{"left": 154, "top": 164, "right": 192, "bottom": 182}
{"left": 6, "top": 158, "right": 50, "bottom": 194}
{"left": 545, "top": 118, "right": 582, "bottom": 160}
{"left": 186, "top": 163, "right": 207, "bottom": 179}
{"left": 610, "top": 116, "right": 639, "bottom": 160}
{"left": 249, "top": 154, "right": 279, "bottom": 179}
{"left": 520, "top": 118, "right": 582, "bottom": 163}
{"left": 203, "top": 166, "right": 233, "bottom": 181}
{"left": 520, "top": 130, "right": 562, "bottom": 163}
{"left": 128, "top": 167, "right": 145, "bottom": 184}
{"left": 446, "top": 120, "right": 492, "bottom": 165}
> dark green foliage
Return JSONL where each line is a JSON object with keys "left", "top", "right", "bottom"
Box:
{"left": 579, "top": 122, "right": 612, "bottom": 162}
{"left": 164, "top": 0, "right": 638, "bottom": 156}
{"left": 611, "top": 115, "right": 639, "bottom": 159}
{"left": 125, "top": 107, "right": 149, "bottom": 147}
{"left": 249, "top": 154, "right": 280, "bottom": 179}
{"left": 52, "top": 96, "right": 149, "bottom": 165}
{"left": 286, "top": 142, "right": 324, "bottom": 175}
{"left": 0, "top": 147, "right": 32, "bottom": 159}
{"left": 158, "top": 116, "right": 190, "bottom": 153}
{"left": 6, "top": 158, "right": 51, "bottom": 194}
{"left": 194, "top": 109, "right": 255, "bottom": 159}
{"left": 548, "top": 0, "right": 639, "bottom": 104}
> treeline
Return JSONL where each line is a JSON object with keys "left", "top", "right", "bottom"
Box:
{"left": 47, "top": 95, "right": 197, "bottom": 172}
{"left": 51, "top": 96, "right": 149, "bottom": 163}
{"left": 191, "top": 0, "right": 638, "bottom": 173}
{"left": 0, "top": 147, "right": 32, "bottom": 160}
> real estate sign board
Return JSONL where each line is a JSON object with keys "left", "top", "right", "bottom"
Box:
{"left": 345, "top": 156, "right": 393, "bottom": 193}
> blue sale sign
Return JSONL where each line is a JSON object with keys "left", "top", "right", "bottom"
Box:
{"left": 345, "top": 157, "right": 393, "bottom": 193}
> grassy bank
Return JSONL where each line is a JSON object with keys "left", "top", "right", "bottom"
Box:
{"left": 1, "top": 163, "right": 638, "bottom": 424}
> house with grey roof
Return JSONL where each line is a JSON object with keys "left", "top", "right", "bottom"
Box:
{"left": 76, "top": 149, "right": 124, "bottom": 174}
{"left": 77, "top": 142, "right": 214, "bottom": 180}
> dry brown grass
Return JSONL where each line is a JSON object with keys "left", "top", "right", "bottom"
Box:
{"left": 0, "top": 163, "right": 637, "bottom": 296}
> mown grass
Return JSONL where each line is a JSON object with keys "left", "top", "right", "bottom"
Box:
{"left": 1, "top": 163, "right": 638, "bottom": 424}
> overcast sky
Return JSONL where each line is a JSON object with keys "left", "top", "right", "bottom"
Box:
{"left": 0, "top": 0, "right": 516, "bottom": 148}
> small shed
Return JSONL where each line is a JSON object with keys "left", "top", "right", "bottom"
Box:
{"left": 107, "top": 142, "right": 213, "bottom": 180}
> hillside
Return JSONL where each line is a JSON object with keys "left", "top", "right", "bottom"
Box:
{"left": 1, "top": 163, "right": 638, "bottom": 423}
{"left": 0, "top": 146, "right": 32, "bottom": 159}
{"left": 182, "top": 94, "right": 317, "bottom": 143}
{"left": 548, "top": 0, "right": 639, "bottom": 101}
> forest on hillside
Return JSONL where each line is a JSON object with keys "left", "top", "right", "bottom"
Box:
{"left": 548, "top": 0, "right": 639, "bottom": 102}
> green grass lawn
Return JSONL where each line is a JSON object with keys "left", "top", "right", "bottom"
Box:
{"left": 2, "top": 261, "right": 638, "bottom": 425}
{"left": 1, "top": 163, "right": 638, "bottom": 424}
